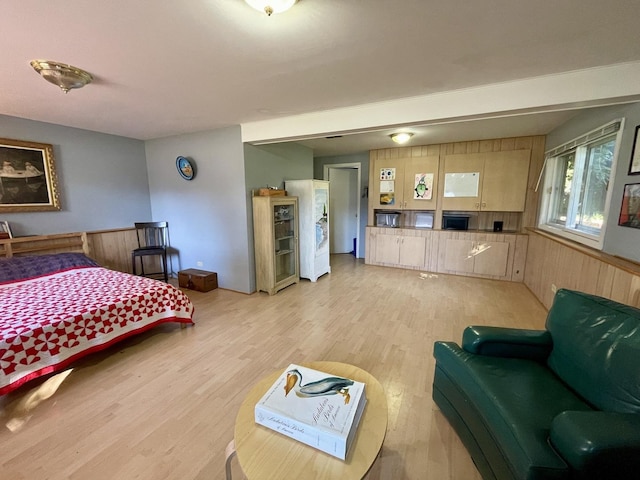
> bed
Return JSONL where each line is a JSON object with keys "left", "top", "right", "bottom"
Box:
{"left": 0, "top": 232, "right": 194, "bottom": 395}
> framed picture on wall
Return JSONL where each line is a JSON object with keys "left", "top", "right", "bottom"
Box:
{"left": 0, "top": 138, "right": 60, "bottom": 212}
{"left": 0, "top": 220, "right": 11, "bottom": 239}
{"left": 618, "top": 183, "right": 640, "bottom": 229}
{"left": 629, "top": 125, "right": 640, "bottom": 175}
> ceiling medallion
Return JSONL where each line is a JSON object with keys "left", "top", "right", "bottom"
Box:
{"left": 245, "top": 0, "right": 298, "bottom": 16}
{"left": 30, "top": 60, "right": 93, "bottom": 94}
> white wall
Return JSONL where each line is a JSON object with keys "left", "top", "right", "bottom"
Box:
{"left": 145, "top": 126, "right": 252, "bottom": 293}
{"left": 545, "top": 102, "right": 640, "bottom": 262}
{"left": 0, "top": 114, "right": 151, "bottom": 237}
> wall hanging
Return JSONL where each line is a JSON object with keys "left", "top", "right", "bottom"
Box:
{"left": 0, "top": 138, "right": 60, "bottom": 212}
{"left": 176, "top": 156, "right": 195, "bottom": 180}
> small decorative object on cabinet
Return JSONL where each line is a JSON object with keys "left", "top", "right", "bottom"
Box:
{"left": 253, "top": 195, "right": 299, "bottom": 295}
{"left": 285, "top": 180, "right": 330, "bottom": 282}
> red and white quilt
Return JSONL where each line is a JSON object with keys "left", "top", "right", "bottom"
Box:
{"left": 0, "top": 266, "right": 194, "bottom": 395}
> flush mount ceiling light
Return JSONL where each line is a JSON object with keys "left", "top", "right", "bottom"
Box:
{"left": 30, "top": 60, "right": 93, "bottom": 94}
{"left": 390, "top": 132, "right": 414, "bottom": 144}
{"left": 245, "top": 0, "right": 298, "bottom": 16}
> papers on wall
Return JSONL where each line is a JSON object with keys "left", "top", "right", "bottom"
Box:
{"left": 413, "top": 173, "right": 433, "bottom": 200}
{"left": 379, "top": 168, "right": 395, "bottom": 180}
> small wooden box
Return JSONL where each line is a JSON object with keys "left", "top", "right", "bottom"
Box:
{"left": 258, "top": 188, "right": 287, "bottom": 197}
{"left": 178, "top": 269, "right": 218, "bottom": 292}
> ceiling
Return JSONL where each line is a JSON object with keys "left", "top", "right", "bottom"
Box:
{"left": 3, "top": 1, "right": 640, "bottom": 156}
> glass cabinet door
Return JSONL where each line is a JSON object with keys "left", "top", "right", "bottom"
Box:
{"left": 273, "top": 202, "right": 296, "bottom": 283}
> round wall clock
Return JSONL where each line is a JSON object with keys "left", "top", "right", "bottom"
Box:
{"left": 176, "top": 156, "right": 195, "bottom": 180}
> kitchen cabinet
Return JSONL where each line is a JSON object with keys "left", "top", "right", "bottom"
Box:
{"left": 365, "top": 228, "right": 526, "bottom": 282}
{"left": 284, "top": 180, "right": 331, "bottom": 282}
{"left": 252, "top": 195, "right": 299, "bottom": 295}
{"left": 366, "top": 227, "right": 432, "bottom": 270}
{"left": 372, "top": 155, "right": 440, "bottom": 210}
{"left": 442, "top": 150, "right": 530, "bottom": 212}
{"left": 443, "top": 238, "right": 510, "bottom": 277}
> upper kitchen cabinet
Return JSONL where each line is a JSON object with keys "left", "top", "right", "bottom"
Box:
{"left": 371, "top": 155, "right": 440, "bottom": 210}
{"left": 442, "top": 150, "right": 531, "bottom": 212}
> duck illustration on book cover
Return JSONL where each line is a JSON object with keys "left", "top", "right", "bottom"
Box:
{"left": 255, "top": 364, "right": 367, "bottom": 460}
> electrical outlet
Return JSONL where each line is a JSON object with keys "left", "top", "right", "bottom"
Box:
{"left": 196, "top": 261, "right": 203, "bottom": 267}
{"left": 551, "top": 284, "right": 557, "bottom": 293}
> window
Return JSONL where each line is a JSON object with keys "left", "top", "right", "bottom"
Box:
{"left": 538, "top": 120, "right": 623, "bottom": 249}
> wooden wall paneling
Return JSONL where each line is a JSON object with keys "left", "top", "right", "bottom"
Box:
{"left": 524, "top": 230, "right": 640, "bottom": 310}
{"left": 466, "top": 140, "right": 480, "bottom": 154}
{"left": 513, "top": 137, "right": 534, "bottom": 150}
{"left": 523, "top": 136, "right": 546, "bottom": 228}
{"left": 87, "top": 228, "right": 139, "bottom": 273}
{"left": 575, "top": 255, "right": 602, "bottom": 297}
{"left": 512, "top": 234, "right": 528, "bottom": 282}
{"left": 610, "top": 269, "right": 634, "bottom": 305}
{"left": 478, "top": 140, "right": 495, "bottom": 153}
{"left": 595, "top": 264, "right": 616, "bottom": 300}
{"left": 629, "top": 275, "right": 640, "bottom": 308}
{"left": 452, "top": 142, "right": 468, "bottom": 154}
{"left": 500, "top": 138, "right": 517, "bottom": 151}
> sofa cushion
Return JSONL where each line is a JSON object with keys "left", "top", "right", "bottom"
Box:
{"left": 434, "top": 341, "right": 592, "bottom": 480}
{"left": 546, "top": 289, "right": 640, "bottom": 413}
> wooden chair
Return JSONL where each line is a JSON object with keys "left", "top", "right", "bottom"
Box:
{"left": 131, "top": 221, "right": 168, "bottom": 282}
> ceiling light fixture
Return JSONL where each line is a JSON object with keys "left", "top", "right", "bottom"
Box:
{"left": 30, "top": 60, "right": 93, "bottom": 94}
{"left": 244, "top": 0, "right": 297, "bottom": 16}
{"left": 390, "top": 132, "right": 414, "bottom": 144}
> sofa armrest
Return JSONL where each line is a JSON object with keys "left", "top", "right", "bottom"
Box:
{"left": 550, "top": 411, "right": 640, "bottom": 478}
{"left": 462, "top": 326, "right": 552, "bottom": 362}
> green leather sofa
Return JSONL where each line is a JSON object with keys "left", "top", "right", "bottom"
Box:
{"left": 432, "top": 288, "right": 640, "bottom": 480}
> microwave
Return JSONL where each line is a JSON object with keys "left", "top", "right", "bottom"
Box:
{"left": 375, "top": 212, "right": 400, "bottom": 228}
{"left": 442, "top": 214, "right": 469, "bottom": 230}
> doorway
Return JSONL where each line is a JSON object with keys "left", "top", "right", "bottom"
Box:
{"left": 324, "top": 163, "right": 361, "bottom": 256}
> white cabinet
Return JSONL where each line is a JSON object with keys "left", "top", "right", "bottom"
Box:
{"left": 285, "top": 180, "right": 331, "bottom": 282}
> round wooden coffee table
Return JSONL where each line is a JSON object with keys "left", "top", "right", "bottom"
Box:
{"left": 234, "top": 361, "right": 388, "bottom": 479}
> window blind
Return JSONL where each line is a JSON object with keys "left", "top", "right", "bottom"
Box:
{"left": 545, "top": 119, "right": 622, "bottom": 157}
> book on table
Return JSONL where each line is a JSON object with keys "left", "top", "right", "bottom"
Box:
{"left": 254, "top": 363, "right": 367, "bottom": 460}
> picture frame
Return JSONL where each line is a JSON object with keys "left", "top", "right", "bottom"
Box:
{"left": 618, "top": 183, "right": 640, "bottom": 229}
{"left": 0, "top": 138, "right": 60, "bottom": 212}
{"left": 0, "top": 220, "right": 13, "bottom": 239}
{"left": 0, "top": 220, "right": 11, "bottom": 239}
{"left": 629, "top": 125, "right": 640, "bottom": 175}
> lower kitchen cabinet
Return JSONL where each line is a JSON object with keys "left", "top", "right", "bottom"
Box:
{"left": 365, "top": 227, "right": 527, "bottom": 281}
{"left": 367, "top": 227, "right": 432, "bottom": 270}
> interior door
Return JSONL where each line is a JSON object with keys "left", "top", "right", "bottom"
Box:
{"left": 329, "top": 167, "right": 358, "bottom": 254}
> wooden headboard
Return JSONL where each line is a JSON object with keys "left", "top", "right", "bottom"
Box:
{"left": 0, "top": 232, "right": 90, "bottom": 258}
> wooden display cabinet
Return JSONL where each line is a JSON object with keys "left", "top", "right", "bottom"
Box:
{"left": 252, "top": 195, "right": 299, "bottom": 295}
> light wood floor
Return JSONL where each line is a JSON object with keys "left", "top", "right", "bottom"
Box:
{"left": 0, "top": 255, "right": 548, "bottom": 480}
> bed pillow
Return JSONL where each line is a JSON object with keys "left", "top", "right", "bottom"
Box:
{"left": 0, "top": 252, "right": 100, "bottom": 283}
